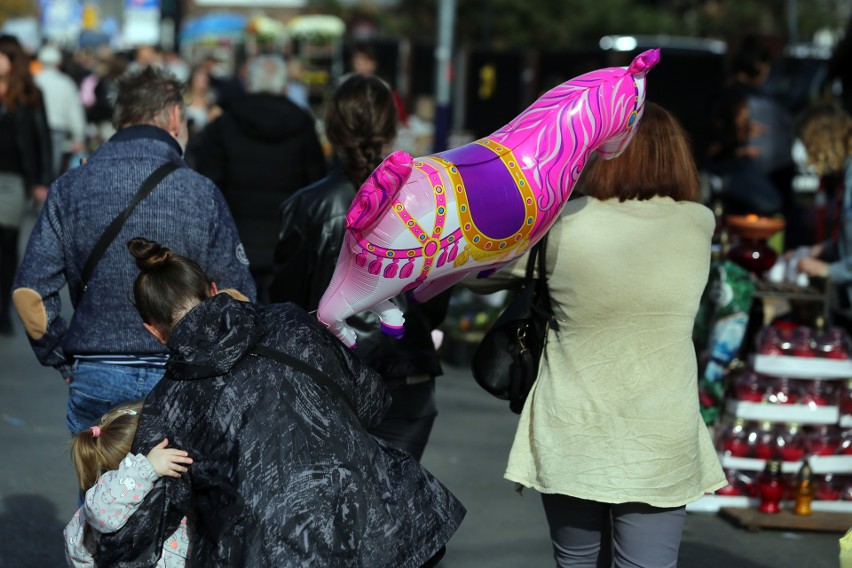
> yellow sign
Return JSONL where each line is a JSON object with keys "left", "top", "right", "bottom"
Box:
{"left": 82, "top": 4, "right": 99, "bottom": 30}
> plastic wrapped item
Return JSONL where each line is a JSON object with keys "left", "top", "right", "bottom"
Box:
{"left": 776, "top": 422, "right": 806, "bottom": 462}
{"left": 789, "top": 326, "right": 816, "bottom": 357}
{"left": 806, "top": 424, "right": 841, "bottom": 456}
{"left": 814, "top": 473, "right": 841, "bottom": 501}
{"left": 756, "top": 325, "right": 785, "bottom": 355}
{"left": 799, "top": 379, "right": 839, "bottom": 407}
{"left": 733, "top": 371, "right": 764, "bottom": 402}
{"left": 841, "top": 380, "right": 852, "bottom": 416}
{"left": 815, "top": 327, "right": 852, "bottom": 360}
{"left": 718, "top": 417, "right": 753, "bottom": 457}
{"left": 753, "top": 420, "right": 778, "bottom": 460}
{"left": 765, "top": 376, "right": 798, "bottom": 405}
{"left": 716, "top": 468, "right": 747, "bottom": 496}
{"left": 838, "top": 429, "right": 852, "bottom": 455}
{"left": 840, "top": 476, "right": 852, "bottom": 501}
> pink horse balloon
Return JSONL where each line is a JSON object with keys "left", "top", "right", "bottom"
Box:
{"left": 318, "top": 49, "right": 660, "bottom": 347}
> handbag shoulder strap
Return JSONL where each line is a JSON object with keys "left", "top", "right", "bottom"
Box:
{"left": 251, "top": 344, "right": 359, "bottom": 419}
{"left": 81, "top": 161, "right": 181, "bottom": 292}
{"left": 532, "top": 233, "right": 555, "bottom": 326}
{"left": 524, "top": 234, "right": 548, "bottom": 284}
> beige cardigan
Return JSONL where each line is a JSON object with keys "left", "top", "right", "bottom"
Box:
{"left": 502, "top": 196, "right": 725, "bottom": 507}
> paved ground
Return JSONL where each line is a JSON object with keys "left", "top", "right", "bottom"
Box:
{"left": 0, "top": 211, "right": 843, "bottom": 567}
{"left": 0, "top": 317, "right": 843, "bottom": 567}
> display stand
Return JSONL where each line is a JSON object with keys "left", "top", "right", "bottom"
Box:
{"left": 689, "top": 277, "right": 852, "bottom": 526}
{"left": 720, "top": 507, "right": 852, "bottom": 533}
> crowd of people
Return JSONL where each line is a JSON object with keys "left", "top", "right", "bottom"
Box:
{"left": 0, "top": 30, "right": 851, "bottom": 568}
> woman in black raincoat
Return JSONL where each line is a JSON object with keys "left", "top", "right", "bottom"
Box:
{"left": 95, "top": 237, "right": 465, "bottom": 567}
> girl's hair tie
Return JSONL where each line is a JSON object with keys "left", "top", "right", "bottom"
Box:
{"left": 90, "top": 426, "right": 101, "bottom": 438}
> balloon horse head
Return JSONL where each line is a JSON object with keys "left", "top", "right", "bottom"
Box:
{"left": 318, "top": 49, "right": 660, "bottom": 347}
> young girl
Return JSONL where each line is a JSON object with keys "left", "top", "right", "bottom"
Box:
{"left": 64, "top": 400, "right": 194, "bottom": 567}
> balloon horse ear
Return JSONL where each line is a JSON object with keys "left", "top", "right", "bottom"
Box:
{"left": 627, "top": 48, "right": 661, "bottom": 75}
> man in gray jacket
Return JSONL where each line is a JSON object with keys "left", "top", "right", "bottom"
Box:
{"left": 13, "top": 66, "right": 256, "bottom": 434}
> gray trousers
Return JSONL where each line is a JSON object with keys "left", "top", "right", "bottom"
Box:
{"left": 541, "top": 493, "right": 687, "bottom": 568}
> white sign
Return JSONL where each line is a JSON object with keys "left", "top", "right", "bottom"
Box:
{"left": 123, "top": 7, "right": 160, "bottom": 47}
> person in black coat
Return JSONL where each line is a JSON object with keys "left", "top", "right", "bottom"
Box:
{"left": 95, "top": 237, "right": 464, "bottom": 567}
{"left": 189, "top": 54, "right": 327, "bottom": 303}
{"left": 271, "top": 74, "right": 449, "bottom": 461}
{"left": 0, "top": 35, "right": 52, "bottom": 335}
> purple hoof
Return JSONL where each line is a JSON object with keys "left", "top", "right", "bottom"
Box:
{"left": 380, "top": 322, "right": 405, "bottom": 339}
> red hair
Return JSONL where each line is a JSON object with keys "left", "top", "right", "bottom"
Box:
{"left": 580, "top": 102, "right": 701, "bottom": 203}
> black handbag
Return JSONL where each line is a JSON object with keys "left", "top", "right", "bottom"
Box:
{"left": 471, "top": 234, "right": 553, "bottom": 414}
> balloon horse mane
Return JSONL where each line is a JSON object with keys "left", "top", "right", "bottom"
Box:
{"left": 318, "top": 49, "right": 660, "bottom": 347}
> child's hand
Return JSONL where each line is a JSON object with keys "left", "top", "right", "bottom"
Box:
{"left": 147, "top": 438, "right": 193, "bottom": 478}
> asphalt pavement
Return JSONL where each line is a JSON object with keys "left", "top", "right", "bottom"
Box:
{"left": 0, "top": 211, "right": 843, "bottom": 567}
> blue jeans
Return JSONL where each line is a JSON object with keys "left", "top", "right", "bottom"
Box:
{"left": 66, "top": 361, "right": 165, "bottom": 435}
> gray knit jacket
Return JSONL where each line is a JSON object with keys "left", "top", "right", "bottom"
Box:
{"left": 13, "top": 125, "right": 256, "bottom": 371}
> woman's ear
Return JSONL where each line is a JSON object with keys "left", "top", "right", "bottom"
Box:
{"left": 143, "top": 322, "right": 169, "bottom": 345}
{"left": 210, "top": 282, "right": 219, "bottom": 296}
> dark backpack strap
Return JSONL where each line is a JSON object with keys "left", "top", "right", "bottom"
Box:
{"left": 251, "top": 344, "right": 359, "bottom": 418}
{"left": 80, "top": 162, "right": 180, "bottom": 292}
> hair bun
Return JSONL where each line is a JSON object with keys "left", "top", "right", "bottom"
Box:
{"left": 127, "top": 237, "right": 172, "bottom": 271}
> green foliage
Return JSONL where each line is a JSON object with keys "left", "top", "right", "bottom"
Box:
{"left": 0, "top": 0, "right": 38, "bottom": 23}
{"left": 372, "top": 0, "right": 844, "bottom": 50}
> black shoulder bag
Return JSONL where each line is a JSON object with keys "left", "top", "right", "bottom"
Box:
{"left": 471, "top": 234, "right": 554, "bottom": 414}
{"left": 80, "top": 161, "right": 180, "bottom": 293}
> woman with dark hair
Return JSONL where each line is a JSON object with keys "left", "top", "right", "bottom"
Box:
{"left": 0, "top": 34, "right": 52, "bottom": 334}
{"left": 271, "top": 73, "right": 449, "bottom": 461}
{"left": 95, "top": 236, "right": 464, "bottom": 567}
{"left": 477, "top": 103, "right": 725, "bottom": 567}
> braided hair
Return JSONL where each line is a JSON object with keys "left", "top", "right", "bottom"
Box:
{"left": 325, "top": 74, "right": 398, "bottom": 186}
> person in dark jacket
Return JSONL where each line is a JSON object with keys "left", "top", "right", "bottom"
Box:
{"left": 190, "top": 54, "right": 327, "bottom": 303}
{"left": 270, "top": 74, "right": 449, "bottom": 461}
{"left": 95, "top": 237, "right": 465, "bottom": 567}
{"left": 0, "top": 35, "right": 52, "bottom": 335}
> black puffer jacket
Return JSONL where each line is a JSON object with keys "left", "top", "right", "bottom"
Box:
{"left": 270, "top": 165, "right": 450, "bottom": 379}
{"left": 3, "top": 98, "right": 53, "bottom": 188}
{"left": 96, "top": 294, "right": 465, "bottom": 567}
{"left": 190, "top": 93, "right": 326, "bottom": 269}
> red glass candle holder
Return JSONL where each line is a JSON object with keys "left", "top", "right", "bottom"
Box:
{"left": 840, "top": 429, "right": 852, "bottom": 456}
{"left": 766, "top": 377, "right": 797, "bottom": 405}
{"left": 799, "top": 379, "right": 838, "bottom": 408}
{"left": 806, "top": 425, "right": 841, "bottom": 456}
{"left": 776, "top": 423, "right": 806, "bottom": 462}
{"left": 841, "top": 380, "right": 852, "bottom": 416}
{"left": 815, "top": 327, "right": 852, "bottom": 360}
{"left": 719, "top": 418, "right": 752, "bottom": 458}
{"left": 789, "top": 326, "right": 815, "bottom": 358}
{"left": 753, "top": 421, "right": 778, "bottom": 460}
{"left": 728, "top": 238, "right": 778, "bottom": 277}
{"left": 814, "top": 474, "right": 841, "bottom": 501}
{"left": 716, "top": 469, "right": 745, "bottom": 496}
{"left": 757, "top": 460, "right": 785, "bottom": 514}
{"left": 734, "top": 372, "right": 764, "bottom": 402}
